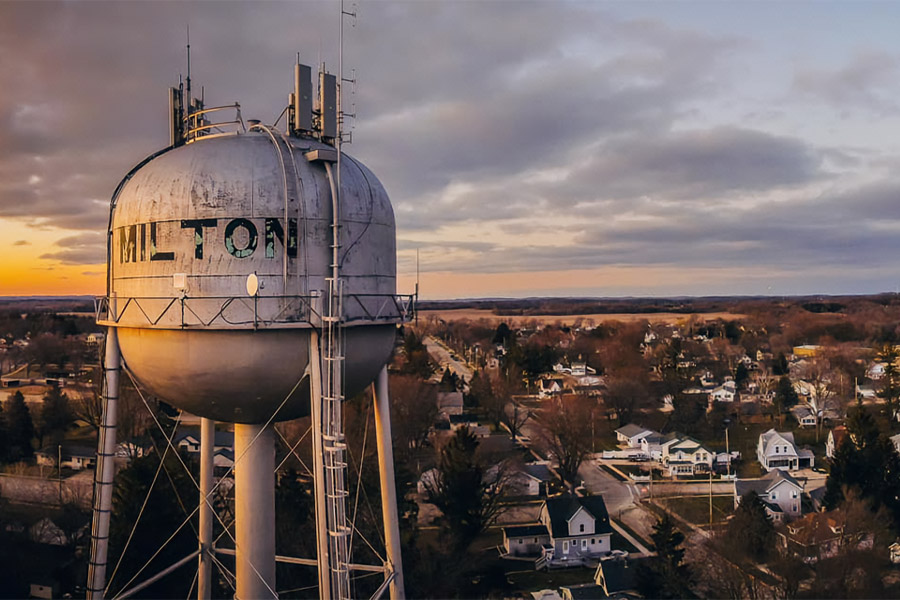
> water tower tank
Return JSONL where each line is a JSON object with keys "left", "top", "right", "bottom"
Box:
{"left": 107, "top": 132, "right": 398, "bottom": 423}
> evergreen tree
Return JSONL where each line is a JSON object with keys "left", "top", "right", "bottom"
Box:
{"left": 4, "top": 390, "right": 34, "bottom": 462}
{"left": 825, "top": 406, "right": 900, "bottom": 529}
{"left": 637, "top": 515, "right": 693, "bottom": 598}
{"left": 423, "top": 427, "right": 507, "bottom": 549}
{"left": 774, "top": 375, "right": 800, "bottom": 415}
{"left": 107, "top": 451, "right": 198, "bottom": 598}
{"left": 726, "top": 491, "right": 776, "bottom": 562}
{"left": 37, "top": 383, "right": 72, "bottom": 446}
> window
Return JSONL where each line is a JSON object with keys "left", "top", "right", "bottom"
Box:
{"left": 592, "top": 538, "right": 595, "bottom": 544}
{"left": 770, "top": 492, "right": 777, "bottom": 500}
{"left": 518, "top": 539, "right": 523, "bottom": 544}
{"left": 582, "top": 539, "right": 588, "bottom": 550}
{"left": 533, "top": 538, "right": 537, "bottom": 543}
{"left": 580, "top": 523, "right": 585, "bottom": 533}
{"left": 563, "top": 541, "right": 569, "bottom": 553}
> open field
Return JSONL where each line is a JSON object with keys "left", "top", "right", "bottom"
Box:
{"left": 418, "top": 309, "right": 745, "bottom": 326}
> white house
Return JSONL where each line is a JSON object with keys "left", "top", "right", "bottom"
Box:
{"left": 891, "top": 433, "right": 900, "bottom": 456}
{"left": 615, "top": 424, "right": 654, "bottom": 448}
{"left": 826, "top": 426, "right": 848, "bottom": 459}
{"left": 709, "top": 382, "right": 736, "bottom": 403}
{"left": 735, "top": 469, "right": 804, "bottom": 523}
{"left": 661, "top": 436, "right": 714, "bottom": 477}
{"left": 502, "top": 495, "right": 613, "bottom": 568}
{"left": 757, "top": 429, "right": 813, "bottom": 472}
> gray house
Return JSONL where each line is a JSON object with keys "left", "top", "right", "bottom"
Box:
{"left": 735, "top": 469, "right": 804, "bottom": 523}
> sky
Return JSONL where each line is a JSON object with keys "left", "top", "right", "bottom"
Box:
{"left": 3, "top": 1, "right": 900, "bottom": 299}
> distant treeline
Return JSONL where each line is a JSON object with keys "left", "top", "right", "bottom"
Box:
{"left": 0, "top": 296, "right": 95, "bottom": 313}
{"left": 419, "top": 293, "right": 900, "bottom": 317}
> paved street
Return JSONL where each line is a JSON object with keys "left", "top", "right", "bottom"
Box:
{"left": 423, "top": 335, "right": 474, "bottom": 384}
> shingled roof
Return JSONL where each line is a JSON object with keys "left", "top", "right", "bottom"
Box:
{"left": 544, "top": 495, "right": 612, "bottom": 538}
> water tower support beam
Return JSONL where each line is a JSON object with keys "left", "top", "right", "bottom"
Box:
{"left": 198, "top": 417, "right": 215, "bottom": 600}
{"left": 234, "top": 423, "right": 276, "bottom": 599}
{"left": 372, "top": 365, "right": 405, "bottom": 600}
{"left": 309, "top": 328, "right": 332, "bottom": 599}
{"left": 87, "top": 306, "right": 120, "bottom": 599}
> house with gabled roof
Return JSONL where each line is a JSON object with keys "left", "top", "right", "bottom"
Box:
{"left": 615, "top": 424, "right": 654, "bottom": 448}
{"left": 661, "top": 436, "right": 714, "bottom": 477}
{"left": 757, "top": 429, "right": 813, "bottom": 472}
{"left": 735, "top": 469, "right": 804, "bottom": 522}
{"left": 539, "top": 495, "right": 613, "bottom": 567}
{"left": 502, "top": 494, "right": 613, "bottom": 568}
{"left": 826, "top": 426, "right": 848, "bottom": 459}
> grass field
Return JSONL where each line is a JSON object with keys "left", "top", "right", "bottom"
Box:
{"left": 658, "top": 495, "right": 735, "bottom": 526}
{"left": 418, "top": 309, "right": 744, "bottom": 326}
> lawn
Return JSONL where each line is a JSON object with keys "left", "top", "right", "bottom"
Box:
{"left": 658, "top": 495, "right": 734, "bottom": 527}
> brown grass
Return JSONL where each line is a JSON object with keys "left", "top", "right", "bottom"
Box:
{"left": 418, "top": 308, "right": 744, "bottom": 326}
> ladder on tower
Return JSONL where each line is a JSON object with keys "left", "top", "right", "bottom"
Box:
{"left": 322, "top": 275, "right": 351, "bottom": 599}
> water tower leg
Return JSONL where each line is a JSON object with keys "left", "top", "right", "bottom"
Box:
{"left": 309, "top": 330, "right": 332, "bottom": 599}
{"left": 372, "top": 366, "right": 405, "bottom": 599}
{"left": 234, "top": 423, "right": 276, "bottom": 599}
{"left": 87, "top": 321, "right": 120, "bottom": 600}
{"left": 198, "top": 417, "right": 215, "bottom": 600}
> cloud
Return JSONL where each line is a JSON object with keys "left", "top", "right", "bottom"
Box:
{"left": 39, "top": 232, "right": 106, "bottom": 265}
{"left": 13, "top": 240, "right": 31, "bottom": 246}
{"left": 793, "top": 52, "right": 900, "bottom": 115}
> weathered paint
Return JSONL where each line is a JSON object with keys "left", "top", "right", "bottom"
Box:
{"left": 108, "top": 132, "right": 398, "bottom": 423}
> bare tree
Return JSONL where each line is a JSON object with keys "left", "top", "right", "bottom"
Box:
{"left": 390, "top": 374, "right": 438, "bottom": 460}
{"left": 534, "top": 395, "right": 595, "bottom": 487}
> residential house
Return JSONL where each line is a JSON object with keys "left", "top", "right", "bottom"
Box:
{"left": 735, "top": 469, "right": 804, "bottom": 523}
{"left": 506, "top": 462, "right": 554, "bottom": 497}
{"left": 594, "top": 556, "right": 641, "bottom": 598}
{"left": 615, "top": 424, "right": 654, "bottom": 448}
{"left": 891, "top": 433, "right": 900, "bottom": 456}
{"left": 502, "top": 524, "right": 551, "bottom": 557}
{"left": 791, "top": 405, "right": 818, "bottom": 428}
{"left": 35, "top": 445, "right": 96, "bottom": 471}
{"left": 502, "top": 495, "right": 613, "bottom": 568}
{"left": 437, "top": 391, "right": 464, "bottom": 417}
{"left": 826, "top": 426, "right": 848, "bottom": 459}
{"left": 539, "top": 378, "right": 566, "bottom": 398}
{"left": 757, "top": 429, "right": 813, "bottom": 472}
{"left": 538, "top": 495, "right": 613, "bottom": 567}
{"left": 709, "top": 381, "right": 736, "bottom": 403}
{"left": 174, "top": 429, "right": 234, "bottom": 455}
{"left": 640, "top": 432, "right": 677, "bottom": 461}
{"left": 661, "top": 436, "right": 714, "bottom": 477}
{"left": 559, "top": 583, "right": 604, "bottom": 600}
{"left": 777, "top": 510, "right": 869, "bottom": 563}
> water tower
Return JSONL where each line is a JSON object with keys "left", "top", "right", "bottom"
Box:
{"left": 86, "top": 59, "right": 412, "bottom": 600}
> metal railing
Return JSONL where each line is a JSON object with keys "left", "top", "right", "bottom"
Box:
{"left": 184, "top": 104, "right": 246, "bottom": 143}
{"left": 95, "top": 293, "right": 415, "bottom": 330}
